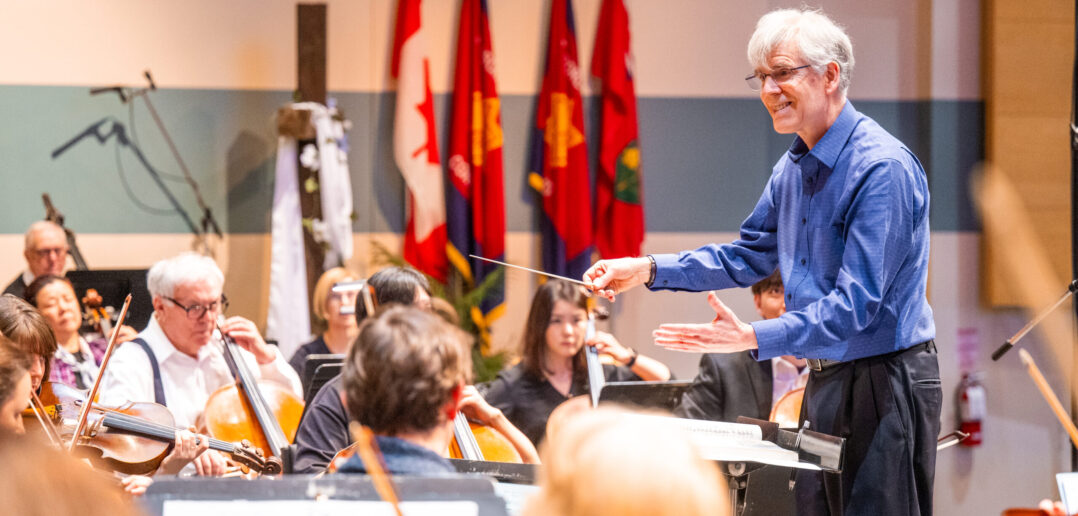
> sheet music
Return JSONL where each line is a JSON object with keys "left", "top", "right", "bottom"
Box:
{"left": 628, "top": 414, "right": 821, "bottom": 471}
{"left": 163, "top": 500, "right": 479, "bottom": 516}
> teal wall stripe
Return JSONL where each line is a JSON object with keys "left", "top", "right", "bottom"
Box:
{"left": 0, "top": 85, "right": 982, "bottom": 235}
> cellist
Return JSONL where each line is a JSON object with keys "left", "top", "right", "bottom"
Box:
{"left": 97, "top": 252, "right": 302, "bottom": 476}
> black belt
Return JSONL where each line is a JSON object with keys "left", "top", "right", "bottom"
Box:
{"left": 806, "top": 340, "right": 936, "bottom": 372}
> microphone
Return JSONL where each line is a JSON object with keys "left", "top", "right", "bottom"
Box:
{"left": 89, "top": 86, "right": 127, "bottom": 103}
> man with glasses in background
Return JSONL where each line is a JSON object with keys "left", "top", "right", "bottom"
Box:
{"left": 5, "top": 221, "right": 69, "bottom": 299}
{"left": 99, "top": 252, "right": 302, "bottom": 476}
{"left": 585, "top": 8, "right": 939, "bottom": 516}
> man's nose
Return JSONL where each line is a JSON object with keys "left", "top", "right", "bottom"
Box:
{"left": 761, "top": 75, "right": 783, "bottom": 94}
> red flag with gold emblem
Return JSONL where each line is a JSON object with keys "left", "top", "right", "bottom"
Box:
{"left": 447, "top": 0, "right": 506, "bottom": 345}
{"left": 592, "top": 0, "right": 643, "bottom": 259}
{"left": 528, "top": 0, "right": 591, "bottom": 277}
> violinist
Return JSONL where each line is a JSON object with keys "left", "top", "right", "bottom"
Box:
{"left": 97, "top": 252, "right": 302, "bottom": 476}
{"left": 0, "top": 294, "right": 58, "bottom": 392}
{"left": 0, "top": 339, "right": 33, "bottom": 434}
{"left": 288, "top": 267, "right": 360, "bottom": 387}
{"left": 676, "top": 270, "right": 807, "bottom": 423}
{"left": 336, "top": 306, "right": 537, "bottom": 474}
{"left": 24, "top": 275, "right": 135, "bottom": 389}
{"left": 480, "top": 280, "right": 671, "bottom": 447}
{"left": 3, "top": 221, "right": 68, "bottom": 300}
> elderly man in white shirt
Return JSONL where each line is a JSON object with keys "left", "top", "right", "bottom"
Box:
{"left": 99, "top": 252, "right": 302, "bottom": 476}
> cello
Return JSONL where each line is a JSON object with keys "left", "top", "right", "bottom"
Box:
{"left": 200, "top": 316, "right": 303, "bottom": 472}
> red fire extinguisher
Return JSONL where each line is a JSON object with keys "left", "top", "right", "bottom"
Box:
{"left": 958, "top": 373, "right": 986, "bottom": 447}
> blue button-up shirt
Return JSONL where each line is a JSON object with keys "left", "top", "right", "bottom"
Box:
{"left": 651, "top": 101, "right": 934, "bottom": 361}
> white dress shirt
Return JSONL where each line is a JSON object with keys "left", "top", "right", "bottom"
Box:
{"left": 770, "top": 356, "right": 809, "bottom": 412}
{"left": 98, "top": 314, "right": 303, "bottom": 429}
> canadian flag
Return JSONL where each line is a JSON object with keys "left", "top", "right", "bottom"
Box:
{"left": 392, "top": 0, "right": 448, "bottom": 282}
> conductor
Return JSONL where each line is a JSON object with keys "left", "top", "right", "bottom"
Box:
{"left": 584, "top": 8, "right": 940, "bottom": 516}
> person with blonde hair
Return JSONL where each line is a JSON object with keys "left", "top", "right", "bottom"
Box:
{"left": 288, "top": 267, "right": 360, "bottom": 386}
{"left": 524, "top": 406, "right": 729, "bottom": 516}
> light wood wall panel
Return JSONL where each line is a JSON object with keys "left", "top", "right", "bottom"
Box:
{"left": 983, "top": 0, "right": 1073, "bottom": 306}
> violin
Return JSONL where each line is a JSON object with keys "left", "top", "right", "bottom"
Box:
{"left": 29, "top": 381, "right": 275, "bottom": 475}
{"left": 200, "top": 317, "right": 303, "bottom": 470}
{"left": 769, "top": 386, "right": 805, "bottom": 428}
{"left": 81, "top": 288, "right": 114, "bottom": 338}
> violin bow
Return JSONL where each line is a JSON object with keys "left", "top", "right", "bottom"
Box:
{"left": 349, "top": 422, "right": 403, "bottom": 516}
{"left": 68, "top": 294, "right": 132, "bottom": 452}
{"left": 28, "top": 390, "right": 63, "bottom": 447}
{"left": 1019, "top": 348, "right": 1078, "bottom": 449}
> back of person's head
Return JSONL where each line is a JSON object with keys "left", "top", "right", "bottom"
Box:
{"left": 341, "top": 306, "right": 471, "bottom": 436}
{"left": 524, "top": 407, "right": 729, "bottom": 516}
{"left": 521, "top": 280, "right": 589, "bottom": 377}
{"left": 750, "top": 269, "right": 783, "bottom": 296}
{"left": 0, "top": 294, "right": 57, "bottom": 379}
{"left": 0, "top": 431, "right": 144, "bottom": 516}
{"left": 0, "top": 337, "right": 31, "bottom": 405}
{"left": 146, "top": 252, "right": 224, "bottom": 299}
{"left": 367, "top": 266, "right": 431, "bottom": 306}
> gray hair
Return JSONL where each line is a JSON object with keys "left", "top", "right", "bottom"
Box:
{"left": 24, "top": 221, "right": 64, "bottom": 251}
{"left": 147, "top": 252, "right": 224, "bottom": 299}
{"left": 747, "top": 8, "right": 854, "bottom": 95}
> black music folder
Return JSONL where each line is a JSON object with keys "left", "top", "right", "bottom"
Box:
{"left": 66, "top": 269, "right": 152, "bottom": 331}
{"left": 596, "top": 379, "right": 693, "bottom": 411}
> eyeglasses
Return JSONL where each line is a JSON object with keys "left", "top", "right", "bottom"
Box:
{"left": 166, "top": 294, "right": 229, "bottom": 319}
{"left": 745, "top": 64, "right": 812, "bottom": 91}
{"left": 32, "top": 247, "right": 68, "bottom": 259}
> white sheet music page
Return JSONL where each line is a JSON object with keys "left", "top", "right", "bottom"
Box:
{"left": 163, "top": 500, "right": 479, "bottom": 516}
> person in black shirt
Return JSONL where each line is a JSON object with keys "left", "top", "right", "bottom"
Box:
{"left": 481, "top": 280, "right": 671, "bottom": 446}
{"left": 288, "top": 267, "right": 360, "bottom": 388}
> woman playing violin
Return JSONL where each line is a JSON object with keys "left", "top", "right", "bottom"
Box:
{"left": 481, "top": 280, "right": 671, "bottom": 446}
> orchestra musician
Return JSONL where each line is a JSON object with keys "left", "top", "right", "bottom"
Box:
{"left": 584, "top": 8, "right": 940, "bottom": 515}
{"left": 0, "top": 294, "right": 58, "bottom": 392}
{"left": 0, "top": 338, "right": 32, "bottom": 434}
{"left": 292, "top": 265, "right": 434, "bottom": 473}
{"left": 24, "top": 275, "right": 136, "bottom": 389}
{"left": 4, "top": 221, "right": 69, "bottom": 300}
{"left": 676, "top": 270, "right": 808, "bottom": 423}
{"left": 96, "top": 252, "right": 302, "bottom": 476}
{"left": 480, "top": 280, "right": 671, "bottom": 447}
{"left": 335, "top": 305, "right": 537, "bottom": 474}
{"left": 287, "top": 267, "right": 359, "bottom": 387}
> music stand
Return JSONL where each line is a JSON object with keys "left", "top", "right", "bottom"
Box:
{"left": 65, "top": 269, "right": 152, "bottom": 331}
{"left": 302, "top": 356, "right": 343, "bottom": 404}
{"left": 597, "top": 380, "right": 693, "bottom": 411}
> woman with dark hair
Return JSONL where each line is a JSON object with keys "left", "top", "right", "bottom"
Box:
{"left": 24, "top": 275, "right": 108, "bottom": 389}
{"left": 482, "top": 280, "right": 671, "bottom": 446}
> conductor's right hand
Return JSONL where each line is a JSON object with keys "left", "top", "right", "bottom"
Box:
{"left": 583, "top": 257, "right": 653, "bottom": 301}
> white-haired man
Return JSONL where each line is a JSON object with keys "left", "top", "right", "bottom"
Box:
{"left": 4, "top": 221, "right": 69, "bottom": 299}
{"left": 585, "top": 9, "right": 939, "bottom": 516}
{"left": 99, "top": 252, "right": 303, "bottom": 476}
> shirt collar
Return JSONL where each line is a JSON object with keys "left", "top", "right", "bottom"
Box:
{"left": 786, "top": 100, "right": 858, "bottom": 170}
{"left": 21, "top": 270, "right": 35, "bottom": 287}
{"left": 139, "top": 314, "right": 178, "bottom": 363}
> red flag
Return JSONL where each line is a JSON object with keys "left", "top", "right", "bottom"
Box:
{"left": 447, "top": 0, "right": 506, "bottom": 346}
{"left": 528, "top": 0, "right": 592, "bottom": 277}
{"left": 392, "top": 0, "right": 448, "bottom": 282}
{"left": 592, "top": 0, "right": 644, "bottom": 259}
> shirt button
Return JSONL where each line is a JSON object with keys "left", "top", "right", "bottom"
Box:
{"left": 801, "top": 258, "right": 806, "bottom": 265}
{"left": 787, "top": 294, "right": 792, "bottom": 300}
{"left": 801, "top": 218, "right": 807, "bottom": 224}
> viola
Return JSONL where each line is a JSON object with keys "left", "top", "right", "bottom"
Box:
{"left": 31, "top": 381, "right": 276, "bottom": 475}
{"left": 200, "top": 317, "right": 303, "bottom": 470}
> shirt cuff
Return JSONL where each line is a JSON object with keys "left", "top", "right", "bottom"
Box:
{"left": 751, "top": 317, "right": 787, "bottom": 361}
{"left": 648, "top": 253, "right": 681, "bottom": 290}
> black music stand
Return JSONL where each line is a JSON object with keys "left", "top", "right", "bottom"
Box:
{"left": 301, "top": 353, "right": 344, "bottom": 397}
{"left": 597, "top": 379, "right": 693, "bottom": 411}
{"left": 66, "top": 269, "right": 152, "bottom": 331}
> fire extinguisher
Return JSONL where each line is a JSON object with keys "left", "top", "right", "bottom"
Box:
{"left": 958, "top": 372, "right": 986, "bottom": 447}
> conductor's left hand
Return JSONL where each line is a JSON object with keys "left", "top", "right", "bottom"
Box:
{"left": 653, "top": 291, "right": 758, "bottom": 353}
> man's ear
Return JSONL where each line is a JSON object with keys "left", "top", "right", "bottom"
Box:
{"left": 152, "top": 295, "right": 166, "bottom": 314}
{"left": 825, "top": 62, "right": 842, "bottom": 95}
{"left": 753, "top": 293, "right": 764, "bottom": 318}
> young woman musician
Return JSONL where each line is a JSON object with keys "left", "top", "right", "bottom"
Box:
{"left": 481, "top": 280, "right": 671, "bottom": 446}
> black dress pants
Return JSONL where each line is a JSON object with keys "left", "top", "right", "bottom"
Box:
{"left": 794, "top": 341, "right": 942, "bottom": 516}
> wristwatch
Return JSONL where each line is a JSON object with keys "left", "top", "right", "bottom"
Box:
{"left": 646, "top": 255, "right": 656, "bottom": 288}
{"left": 625, "top": 348, "right": 638, "bottom": 368}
